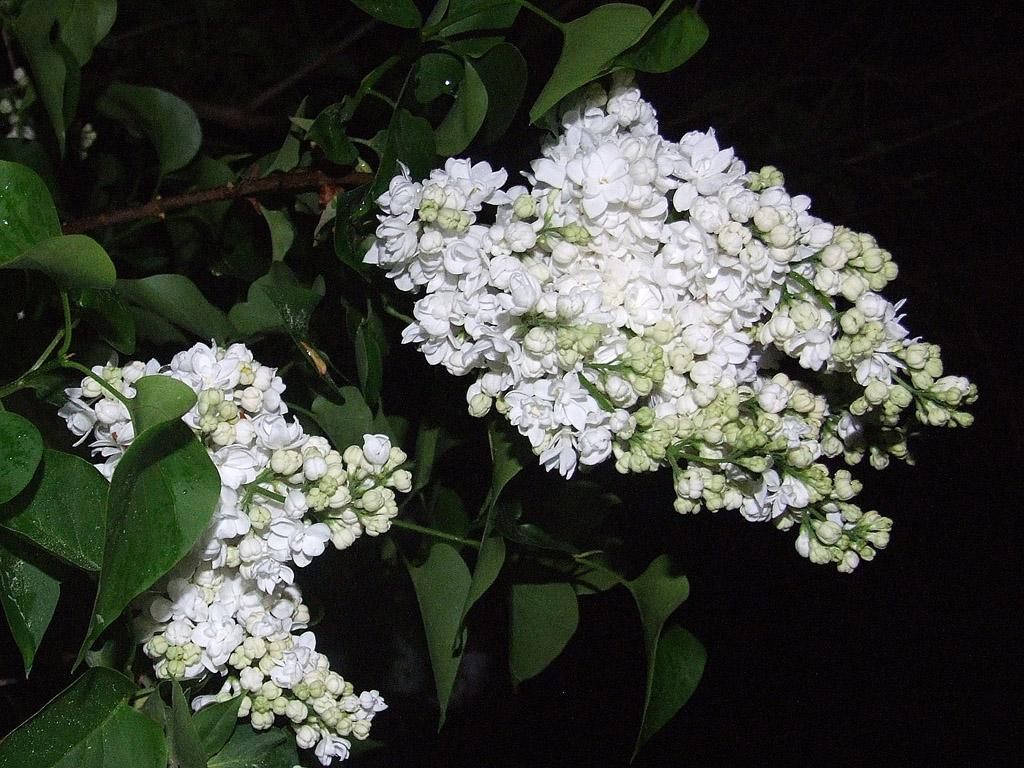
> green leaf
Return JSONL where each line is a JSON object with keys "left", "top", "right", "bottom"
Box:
{"left": 482, "top": 420, "right": 523, "bottom": 517}
{"left": 207, "top": 724, "right": 298, "bottom": 768}
{"left": 354, "top": 304, "right": 385, "bottom": 409}
{"left": 11, "top": 0, "right": 77, "bottom": 153}
{"left": 117, "top": 274, "right": 234, "bottom": 343}
{"left": 80, "top": 420, "right": 220, "bottom": 661}
{"left": 137, "top": 689, "right": 168, "bottom": 729}
{"left": 350, "top": 0, "right": 422, "bottom": 28}
{"left": 452, "top": 422, "right": 518, "bottom": 639}
{"left": 0, "top": 160, "right": 62, "bottom": 261}
{"left": 78, "top": 288, "right": 137, "bottom": 355}
{"left": 332, "top": 188, "right": 372, "bottom": 276}
{"left": 529, "top": 3, "right": 653, "bottom": 123}
{"left": 635, "top": 623, "right": 706, "bottom": 755}
{"left": 3, "top": 234, "right": 117, "bottom": 291}
{"left": 474, "top": 43, "right": 528, "bottom": 144}
{"left": 411, "top": 421, "right": 459, "bottom": 495}
{"left": 263, "top": 100, "right": 305, "bottom": 176}
{"left": 127, "top": 307, "right": 189, "bottom": 346}
{"left": 169, "top": 679, "right": 208, "bottom": 768}
{"left": 0, "top": 667, "right": 166, "bottom": 768}
{"left": 1, "top": 449, "right": 107, "bottom": 571}
{"left": 97, "top": 82, "right": 202, "bottom": 178}
{"left": 310, "top": 390, "right": 374, "bottom": 453}
{"left": 259, "top": 207, "right": 295, "bottom": 262}
{"left": 0, "top": 539, "right": 60, "bottom": 676}
{"left": 509, "top": 581, "right": 579, "bottom": 684}
{"left": 415, "top": 52, "right": 464, "bottom": 103}
{"left": 434, "top": 59, "right": 488, "bottom": 156}
{"left": 192, "top": 696, "right": 242, "bottom": 760}
{"left": 433, "top": 0, "right": 520, "bottom": 55}
{"left": 228, "top": 263, "right": 324, "bottom": 338}
{"left": 0, "top": 411, "right": 44, "bottom": 505}
{"left": 623, "top": 554, "right": 696, "bottom": 757}
{"left": 459, "top": 535, "right": 504, "bottom": 635}
{"left": 307, "top": 103, "right": 359, "bottom": 167}
{"left": 56, "top": 0, "right": 117, "bottom": 65}
{"left": 431, "top": 485, "right": 470, "bottom": 539}
{"left": 616, "top": 4, "right": 708, "bottom": 73}
{"left": 407, "top": 542, "right": 472, "bottom": 728}
{"left": 393, "top": 109, "right": 437, "bottom": 182}
{"left": 128, "top": 376, "right": 197, "bottom": 435}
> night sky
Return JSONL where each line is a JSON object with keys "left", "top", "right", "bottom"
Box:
{"left": 2, "top": 1, "right": 1022, "bottom": 765}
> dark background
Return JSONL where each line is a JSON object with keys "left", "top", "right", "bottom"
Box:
{"left": 2, "top": 1, "right": 1022, "bottom": 765}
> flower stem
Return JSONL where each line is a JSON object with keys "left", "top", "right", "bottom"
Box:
{"left": 788, "top": 272, "right": 839, "bottom": 319}
{"left": 60, "top": 360, "right": 133, "bottom": 408}
{"left": 390, "top": 518, "right": 482, "bottom": 549}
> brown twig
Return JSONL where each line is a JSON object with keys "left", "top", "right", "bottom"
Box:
{"left": 61, "top": 169, "right": 374, "bottom": 235}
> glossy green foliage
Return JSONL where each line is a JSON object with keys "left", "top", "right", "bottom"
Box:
{"left": 81, "top": 420, "right": 219, "bottom": 660}
{"left": 0, "top": 668, "right": 165, "bottom": 768}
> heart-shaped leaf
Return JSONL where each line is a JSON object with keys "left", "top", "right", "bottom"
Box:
{"left": 4, "top": 234, "right": 117, "bottom": 291}
{"left": 509, "top": 581, "right": 579, "bottom": 683}
{"left": 529, "top": 4, "right": 652, "bottom": 124}
{"left": 1, "top": 449, "right": 107, "bottom": 571}
{"left": 407, "top": 542, "right": 472, "bottom": 728}
{"left": 192, "top": 696, "right": 242, "bottom": 759}
{"left": 80, "top": 420, "right": 219, "bottom": 662}
{"left": 434, "top": 59, "right": 488, "bottom": 156}
{"left": 117, "top": 274, "right": 234, "bottom": 343}
{"left": 0, "top": 540, "right": 60, "bottom": 676}
{"left": 0, "top": 411, "right": 43, "bottom": 505}
{"left": 128, "top": 376, "right": 197, "bottom": 436}
{"left": 97, "top": 82, "right": 202, "bottom": 178}
{"left": 0, "top": 160, "right": 61, "bottom": 261}
{"left": 350, "top": 0, "right": 422, "bottom": 28}
{"left": 0, "top": 667, "right": 165, "bottom": 768}
{"left": 616, "top": 3, "right": 708, "bottom": 73}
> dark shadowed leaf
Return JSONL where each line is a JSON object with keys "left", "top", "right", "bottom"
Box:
{"left": 407, "top": 542, "right": 472, "bottom": 728}
{"left": 415, "top": 52, "right": 464, "bottom": 103}
{"left": 168, "top": 679, "right": 207, "bottom": 768}
{"left": 623, "top": 554, "right": 697, "bottom": 757}
{"left": 192, "top": 696, "right": 243, "bottom": 759}
{"left": 117, "top": 274, "right": 233, "bottom": 342}
{"left": 97, "top": 82, "right": 202, "bottom": 177}
{"left": 311, "top": 389, "right": 374, "bottom": 452}
{"left": 228, "top": 263, "right": 324, "bottom": 338}
{"left": 78, "top": 288, "right": 137, "bottom": 355}
{"left": 434, "top": 60, "right": 488, "bottom": 156}
{"left": 509, "top": 581, "right": 579, "bottom": 683}
{"left": 350, "top": 0, "right": 422, "bottom": 28}
{"left": 474, "top": 43, "right": 528, "bottom": 144}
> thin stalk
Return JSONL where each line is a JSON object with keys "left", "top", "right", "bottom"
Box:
{"left": 390, "top": 518, "right": 482, "bottom": 549}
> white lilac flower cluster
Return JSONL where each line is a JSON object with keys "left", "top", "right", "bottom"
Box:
{"left": 59, "top": 341, "right": 411, "bottom": 764}
{"left": 366, "top": 72, "right": 975, "bottom": 572}
{"left": 1, "top": 67, "right": 35, "bottom": 140}
{"left": 2, "top": 67, "right": 94, "bottom": 154}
